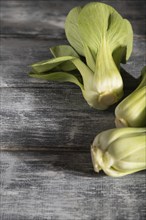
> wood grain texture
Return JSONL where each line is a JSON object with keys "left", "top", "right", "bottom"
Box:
{"left": 0, "top": 87, "right": 115, "bottom": 150}
{"left": 1, "top": 0, "right": 146, "bottom": 38}
{"left": 1, "top": 151, "right": 146, "bottom": 220}
{"left": 0, "top": 36, "right": 145, "bottom": 88}
{"left": 0, "top": 0, "right": 146, "bottom": 219}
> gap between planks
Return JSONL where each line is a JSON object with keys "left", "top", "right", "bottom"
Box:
{"left": 0, "top": 34, "right": 66, "bottom": 40}
{"left": 0, "top": 147, "right": 90, "bottom": 153}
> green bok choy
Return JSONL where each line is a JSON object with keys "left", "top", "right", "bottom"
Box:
{"left": 91, "top": 127, "right": 146, "bottom": 177}
{"left": 29, "top": 2, "right": 133, "bottom": 109}
{"left": 115, "top": 66, "right": 146, "bottom": 127}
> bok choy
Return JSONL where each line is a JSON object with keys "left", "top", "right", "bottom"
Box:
{"left": 91, "top": 127, "right": 146, "bottom": 177}
{"left": 115, "top": 66, "right": 146, "bottom": 127}
{"left": 29, "top": 2, "right": 133, "bottom": 109}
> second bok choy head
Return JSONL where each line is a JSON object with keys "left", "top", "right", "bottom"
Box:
{"left": 115, "top": 66, "right": 146, "bottom": 127}
{"left": 29, "top": 2, "right": 133, "bottom": 110}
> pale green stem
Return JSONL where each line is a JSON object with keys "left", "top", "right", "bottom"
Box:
{"left": 94, "top": 40, "right": 123, "bottom": 106}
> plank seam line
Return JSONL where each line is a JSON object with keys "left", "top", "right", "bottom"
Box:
{"left": 0, "top": 148, "right": 90, "bottom": 153}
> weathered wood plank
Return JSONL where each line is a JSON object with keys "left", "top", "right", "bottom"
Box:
{"left": 0, "top": 87, "right": 116, "bottom": 150}
{"left": 0, "top": 36, "right": 145, "bottom": 88}
{"left": 0, "top": 38, "right": 67, "bottom": 88}
{"left": 0, "top": 151, "right": 146, "bottom": 220}
{"left": 1, "top": 0, "right": 146, "bottom": 38}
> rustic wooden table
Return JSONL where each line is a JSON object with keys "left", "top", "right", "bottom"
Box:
{"left": 0, "top": 0, "right": 146, "bottom": 219}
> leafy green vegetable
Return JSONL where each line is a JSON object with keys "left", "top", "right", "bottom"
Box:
{"left": 91, "top": 127, "right": 146, "bottom": 177}
{"left": 29, "top": 2, "right": 133, "bottom": 109}
{"left": 115, "top": 66, "right": 146, "bottom": 127}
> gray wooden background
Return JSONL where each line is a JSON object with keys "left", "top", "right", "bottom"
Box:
{"left": 0, "top": 0, "right": 146, "bottom": 219}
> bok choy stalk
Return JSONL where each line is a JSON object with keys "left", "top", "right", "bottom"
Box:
{"left": 115, "top": 66, "right": 146, "bottom": 127}
{"left": 29, "top": 2, "right": 133, "bottom": 110}
{"left": 91, "top": 128, "right": 146, "bottom": 177}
